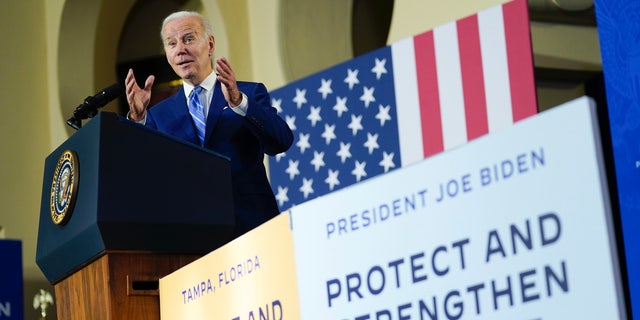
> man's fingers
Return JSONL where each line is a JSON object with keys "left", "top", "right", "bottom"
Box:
{"left": 216, "top": 73, "right": 230, "bottom": 86}
{"left": 214, "top": 57, "right": 239, "bottom": 105}
{"left": 215, "top": 63, "right": 228, "bottom": 78}
{"left": 125, "top": 69, "right": 135, "bottom": 85}
{"left": 215, "top": 57, "right": 234, "bottom": 77}
{"left": 143, "top": 75, "right": 155, "bottom": 91}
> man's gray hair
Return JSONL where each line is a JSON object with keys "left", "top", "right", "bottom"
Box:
{"left": 161, "top": 11, "right": 213, "bottom": 38}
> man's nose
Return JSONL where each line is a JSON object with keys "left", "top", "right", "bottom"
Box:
{"left": 176, "top": 41, "right": 187, "bottom": 53}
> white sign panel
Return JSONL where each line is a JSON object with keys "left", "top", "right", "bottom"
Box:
{"left": 290, "top": 97, "right": 626, "bottom": 319}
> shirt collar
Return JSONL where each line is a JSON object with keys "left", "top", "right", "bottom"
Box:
{"left": 183, "top": 71, "right": 217, "bottom": 98}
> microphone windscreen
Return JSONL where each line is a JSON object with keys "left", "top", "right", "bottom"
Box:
{"left": 100, "top": 83, "right": 122, "bottom": 102}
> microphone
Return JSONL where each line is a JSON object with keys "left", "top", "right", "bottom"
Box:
{"left": 66, "top": 83, "right": 122, "bottom": 130}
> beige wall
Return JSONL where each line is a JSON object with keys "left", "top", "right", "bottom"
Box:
{"left": 0, "top": 0, "right": 49, "bottom": 260}
{"left": 0, "top": 0, "right": 600, "bottom": 318}
{"left": 0, "top": 0, "right": 53, "bottom": 318}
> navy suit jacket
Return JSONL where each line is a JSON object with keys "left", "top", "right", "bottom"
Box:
{"left": 145, "top": 80, "right": 293, "bottom": 237}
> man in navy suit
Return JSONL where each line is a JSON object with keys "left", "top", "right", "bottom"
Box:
{"left": 125, "top": 11, "right": 293, "bottom": 237}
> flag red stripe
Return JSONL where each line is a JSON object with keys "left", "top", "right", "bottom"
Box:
{"left": 503, "top": 0, "right": 538, "bottom": 121}
{"left": 457, "top": 15, "right": 489, "bottom": 140}
{"left": 414, "top": 31, "right": 443, "bottom": 157}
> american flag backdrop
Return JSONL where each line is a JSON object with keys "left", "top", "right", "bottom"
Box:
{"left": 268, "top": 0, "right": 537, "bottom": 211}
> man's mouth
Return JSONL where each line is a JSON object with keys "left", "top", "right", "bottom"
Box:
{"left": 177, "top": 60, "right": 193, "bottom": 66}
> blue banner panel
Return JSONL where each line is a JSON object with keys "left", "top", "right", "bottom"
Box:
{"left": 0, "top": 240, "right": 23, "bottom": 319}
{"left": 595, "top": 1, "right": 640, "bottom": 318}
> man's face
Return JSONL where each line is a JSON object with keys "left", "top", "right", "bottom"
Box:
{"left": 162, "top": 16, "right": 214, "bottom": 86}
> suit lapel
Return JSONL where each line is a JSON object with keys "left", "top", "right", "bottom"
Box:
{"left": 172, "top": 87, "right": 200, "bottom": 144}
{"left": 205, "top": 81, "right": 226, "bottom": 142}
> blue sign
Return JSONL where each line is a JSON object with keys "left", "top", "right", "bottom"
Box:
{"left": 0, "top": 240, "right": 23, "bottom": 319}
{"left": 595, "top": 1, "right": 640, "bottom": 318}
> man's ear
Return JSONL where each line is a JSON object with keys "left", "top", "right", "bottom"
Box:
{"left": 208, "top": 35, "right": 215, "bottom": 56}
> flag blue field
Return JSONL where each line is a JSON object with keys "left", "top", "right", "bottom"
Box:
{"left": 269, "top": 47, "right": 401, "bottom": 209}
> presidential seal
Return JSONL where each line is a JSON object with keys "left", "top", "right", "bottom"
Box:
{"left": 50, "top": 150, "right": 79, "bottom": 225}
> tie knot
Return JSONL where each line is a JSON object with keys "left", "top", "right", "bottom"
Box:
{"left": 192, "top": 86, "right": 204, "bottom": 96}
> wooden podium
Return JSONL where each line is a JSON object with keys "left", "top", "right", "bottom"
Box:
{"left": 36, "top": 112, "right": 235, "bottom": 319}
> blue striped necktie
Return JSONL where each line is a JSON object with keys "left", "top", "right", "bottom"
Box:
{"left": 188, "top": 86, "right": 206, "bottom": 146}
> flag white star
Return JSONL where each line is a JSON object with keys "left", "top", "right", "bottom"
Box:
{"left": 344, "top": 68, "right": 360, "bottom": 90}
{"left": 275, "top": 152, "right": 286, "bottom": 162}
{"left": 285, "top": 115, "right": 297, "bottom": 131}
{"left": 310, "top": 151, "right": 325, "bottom": 172}
{"left": 375, "top": 104, "right": 392, "bottom": 126}
{"left": 371, "top": 58, "right": 388, "bottom": 80}
{"left": 321, "top": 123, "right": 337, "bottom": 145}
{"left": 285, "top": 159, "right": 300, "bottom": 180}
{"left": 360, "top": 86, "right": 375, "bottom": 108}
{"left": 333, "top": 96, "right": 349, "bottom": 117}
{"left": 364, "top": 132, "right": 380, "bottom": 154}
{"left": 351, "top": 160, "right": 367, "bottom": 182}
{"left": 293, "top": 88, "right": 307, "bottom": 109}
{"left": 325, "top": 169, "right": 340, "bottom": 191}
{"left": 272, "top": 98, "right": 283, "bottom": 113}
{"left": 296, "top": 133, "right": 311, "bottom": 153}
{"left": 348, "top": 114, "right": 364, "bottom": 136}
{"left": 379, "top": 151, "right": 396, "bottom": 173}
{"left": 318, "top": 78, "right": 333, "bottom": 100}
{"left": 307, "top": 106, "right": 322, "bottom": 127}
{"left": 275, "top": 186, "right": 289, "bottom": 206}
{"left": 300, "top": 178, "right": 314, "bottom": 199}
{"left": 336, "top": 142, "right": 352, "bottom": 163}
